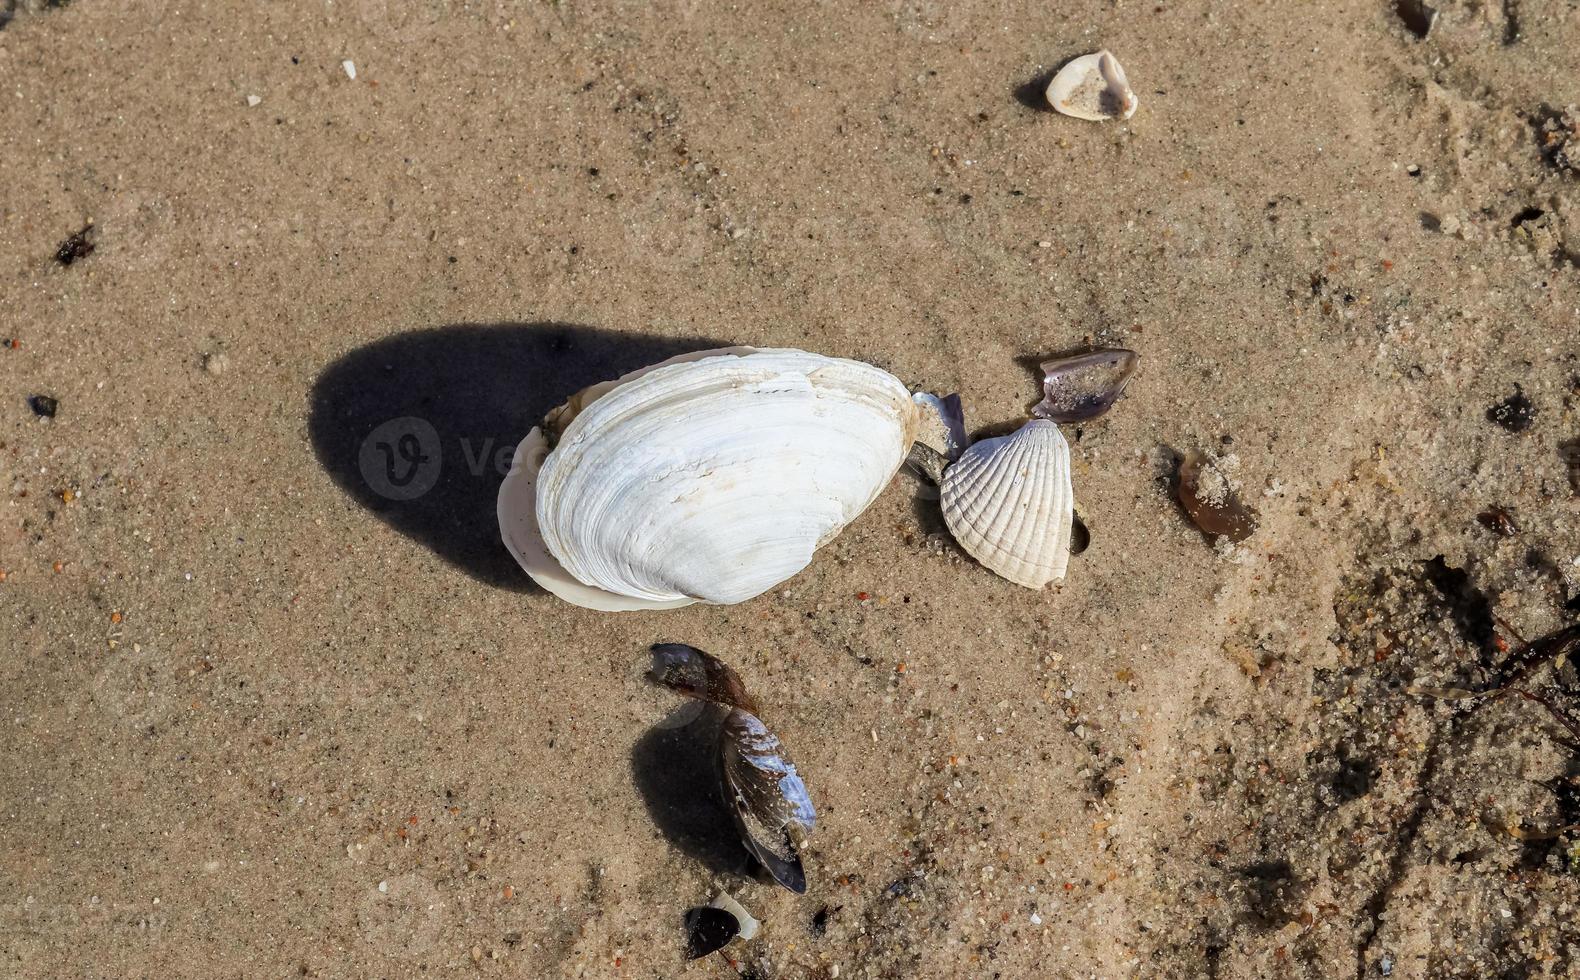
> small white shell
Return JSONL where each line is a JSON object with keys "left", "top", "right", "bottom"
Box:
{"left": 940, "top": 419, "right": 1073, "bottom": 589}
{"left": 498, "top": 348, "right": 919, "bottom": 610}
{"left": 1045, "top": 50, "right": 1138, "bottom": 122}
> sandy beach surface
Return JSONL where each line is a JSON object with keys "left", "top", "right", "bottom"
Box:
{"left": 3, "top": 1, "right": 1579, "bottom": 977}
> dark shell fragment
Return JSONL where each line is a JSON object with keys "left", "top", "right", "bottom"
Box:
{"left": 1069, "top": 513, "right": 1090, "bottom": 556}
{"left": 1394, "top": 0, "right": 1437, "bottom": 39}
{"left": 720, "top": 708, "right": 816, "bottom": 894}
{"left": 1176, "top": 451, "right": 1258, "bottom": 543}
{"left": 683, "top": 906, "right": 740, "bottom": 959}
{"left": 1032, "top": 348, "right": 1139, "bottom": 423}
{"left": 649, "top": 643, "right": 757, "bottom": 713}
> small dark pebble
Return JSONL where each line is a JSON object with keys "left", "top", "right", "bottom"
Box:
{"left": 1476, "top": 506, "right": 1519, "bottom": 537}
{"left": 588, "top": 166, "right": 600, "bottom": 176}
{"left": 1486, "top": 385, "right": 1536, "bottom": 433}
{"left": 28, "top": 395, "right": 58, "bottom": 419}
{"left": 54, "top": 225, "right": 95, "bottom": 266}
{"left": 683, "top": 906, "right": 740, "bottom": 959}
{"left": 959, "top": 193, "right": 972, "bottom": 204}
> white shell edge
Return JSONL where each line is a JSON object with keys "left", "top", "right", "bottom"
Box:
{"left": 498, "top": 427, "right": 696, "bottom": 611}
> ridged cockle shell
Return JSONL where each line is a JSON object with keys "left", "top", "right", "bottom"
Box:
{"left": 940, "top": 419, "right": 1074, "bottom": 589}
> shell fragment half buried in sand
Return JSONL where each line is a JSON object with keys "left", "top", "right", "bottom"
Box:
{"left": 1045, "top": 50, "right": 1138, "bottom": 121}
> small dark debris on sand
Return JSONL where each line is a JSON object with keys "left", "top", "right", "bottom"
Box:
{"left": 1486, "top": 385, "right": 1536, "bottom": 432}
{"left": 28, "top": 395, "right": 59, "bottom": 419}
{"left": 1534, "top": 104, "right": 1578, "bottom": 175}
{"left": 1393, "top": 0, "right": 1437, "bottom": 40}
{"left": 1476, "top": 506, "right": 1519, "bottom": 537}
{"left": 54, "top": 224, "right": 95, "bottom": 266}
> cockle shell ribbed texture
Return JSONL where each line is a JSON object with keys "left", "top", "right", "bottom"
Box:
{"left": 940, "top": 419, "right": 1074, "bottom": 589}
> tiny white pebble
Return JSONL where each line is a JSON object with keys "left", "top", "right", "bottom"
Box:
{"left": 1031, "top": 912, "right": 1043, "bottom": 925}
{"left": 378, "top": 880, "right": 389, "bottom": 893}
{"left": 342, "top": 60, "right": 357, "bottom": 80}
{"left": 246, "top": 94, "right": 261, "bottom": 107}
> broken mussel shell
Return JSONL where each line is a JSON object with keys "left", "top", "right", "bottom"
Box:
{"left": 648, "top": 644, "right": 816, "bottom": 893}
{"left": 1176, "top": 451, "right": 1259, "bottom": 543}
{"left": 649, "top": 642, "right": 758, "bottom": 714}
{"left": 721, "top": 709, "right": 817, "bottom": 893}
{"left": 1032, "top": 348, "right": 1139, "bottom": 423}
{"left": 683, "top": 906, "right": 740, "bottom": 959}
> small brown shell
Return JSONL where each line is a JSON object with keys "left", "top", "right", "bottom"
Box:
{"left": 1176, "top": 452, "right": 1258, "bottom": 543}
{"left": 1032, "top": 349, "right": 1139, "bottom": 423}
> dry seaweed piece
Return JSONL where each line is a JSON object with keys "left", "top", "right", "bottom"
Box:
{"left": 1175, "top": 451, "right": 1258, "bottom": 543}
{"left": 683, "top": 906, "right": 739, "bottom": 959}
{"left": 1032, "top": 348, "right": 1138, "bottom": 423}
{"left": 649, "top": 643, "right": 757, "bottom": 713}
{"left": 1486, "top": 385, "right": 1536, "bottom": 432}
{"left": 54, "top": 224, "right": 95, "bottom": 266}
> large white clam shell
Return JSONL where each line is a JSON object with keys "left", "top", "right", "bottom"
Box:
{"left": 498, "top": 348, "right": 919, "bottom": 610}
{"left": 940, "top": 419, "right": 1074, "bottom": 589}
{"left": 1045, "top": 50, "right": 1138, "bottom": 122}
